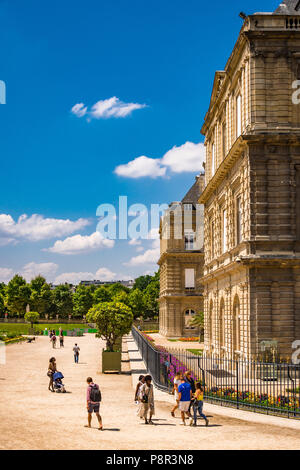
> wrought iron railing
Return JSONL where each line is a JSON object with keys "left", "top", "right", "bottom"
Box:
{"left": 132, "top": 326, "right": 300, "bottom": 419}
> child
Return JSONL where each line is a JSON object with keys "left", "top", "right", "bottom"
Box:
{"left": 53, "top": 372, "right": 66, "bottom": 393}
{"left": 191, "top": 382, "right": 209, "bottom": 427}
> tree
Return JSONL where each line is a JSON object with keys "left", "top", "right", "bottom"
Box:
{"left": 128, "top": 288, "right": 145, "bottom": 319}
{"left": 113, "top": 290, "right": 130, "bottom": 306}
{"left": 86, "top": 301, "right": 133, "bottom": 351}
{"left": 73, "top": 284, "right": 93, "bottom": 318}
{"left": 29, "top": 276, "right": 52, "bottom": 317}
{"left": 52, "top": 285, "right": 73, "bottom": 318}
{"left": 143, "top": 279, "right": 159, "bottom": 319}
{"left": 0, "top": 282, "right": 6, "bottom": 296}
{"left": 133, "top": 275, "right": 153, "bottom": 291}
{"left": 93, "top": 286, "right": 112, "bottom": 304}
{"left": 24, "top": 311, "right": 40, "bottom": 328}
{"left": 189, "top": 311, "right": 204, "bottom": 341}
{"left": 0, "top": 293, "right": 5, "bottom": 317}
{"left": 6, "top": 275, "right": 31, "bottom": 317}
{"left": 106, "top": 283, "right": 130, "bottom": 298}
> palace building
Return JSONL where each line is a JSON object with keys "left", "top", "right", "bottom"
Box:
{"left": 158, "top": 176, "right": 205, "bottom": 337}
{"left": 199, "top": 0, "right": 300, "bottom": 360}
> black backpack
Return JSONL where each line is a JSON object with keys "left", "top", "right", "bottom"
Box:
{"left": 90, "top": 384, "right": 102, "bottom": 402}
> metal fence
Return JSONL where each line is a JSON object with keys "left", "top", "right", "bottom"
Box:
{"left": 132, "top": 327, "right": 300, "bottom": 419}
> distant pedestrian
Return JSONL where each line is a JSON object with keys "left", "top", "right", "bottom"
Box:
{"left": 171, "top": 372, "right": 182, "bottom": 417}
{"left": 178, "top": 377, "right": 192, "bottom": 426}
{"left": 47, "top": 357, "right": 57, "bottom": 392}
{"left": 51, "top": 334, "right": 57, "bottom": 349}
{"left": 139, "top": 375, "right": 155, "bottom": 425}
{"left": 59, "top": 334, "right": 64, "bottom": 348}
{"left": 191, "top": 383, "right": 209, "bottom": 427}
{"left": 73, "top": 343, "right": 80, "bottom": 363}
{"left": 85, "top": 377, "right": 103, "bottom": 430}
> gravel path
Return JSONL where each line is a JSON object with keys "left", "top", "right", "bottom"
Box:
{"left": 0, "top": 335, "right": 300, "bottom": 450}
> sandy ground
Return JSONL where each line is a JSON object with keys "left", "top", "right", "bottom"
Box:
{"left": 0, "top": 334, "right": 300, "bottom": 450}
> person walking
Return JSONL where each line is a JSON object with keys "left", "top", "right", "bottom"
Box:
{"left": 50, "top": 334, "right": 57, "bottom": 349}
{"left": 85, "top": 377, "right": 103, "bottom": 430}
{"left": 171, "top": 372, "right": 182, "bottom": 417}
{"left": 135, "top": 375, "right": 145, "bottom": 418}
{"left": 178, "top": 377, "right": 192, "bottom": 426}
{"left": 59, "top": 334, "right": 64, "bottom": 348}
{"left": 73, "top": 343, "right": 80, "bottom": 363}
{"left": 191, "top": 383, "right": 209, "bottom": 427}
{"left": 184, "top": 371, "right": 196, "bottom": 414}
{"left": 139, "top": 375, "right": 155, "bottom": 425}
{"left": 47, "top": 357, "right": 57, "bottom": 392}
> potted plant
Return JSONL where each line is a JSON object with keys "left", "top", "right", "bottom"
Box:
{"left": 87, "top": 301, "right": 133, "bottom": 373}
{"left": 24, "top": 311, "right": 40, "bottom": 335}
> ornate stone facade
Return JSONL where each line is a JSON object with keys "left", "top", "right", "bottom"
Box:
{"left": 199, "top": 1, "right": 300, "bottom": 360}
{"left": 158, "top": 176, "right": 205, "bottom": 337}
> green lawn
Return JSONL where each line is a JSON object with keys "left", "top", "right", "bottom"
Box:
{"left": 0, "top": 323, "right": 88, "bottom": 336}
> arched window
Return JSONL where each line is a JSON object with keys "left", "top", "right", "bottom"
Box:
{"left": 232, "top": 296, "right": 241, "bottom": 353}
{"left": 219, "top": 298, "right": 225, "bottom": 349}
{"left": 209, "top": 300, "right": 214, "bottom": 344}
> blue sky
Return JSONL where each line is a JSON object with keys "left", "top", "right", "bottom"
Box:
{"left": 0, "top": 0, "right": 279, "bottom": 284}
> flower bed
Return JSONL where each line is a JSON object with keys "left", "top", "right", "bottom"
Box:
{"left": 178, "top": 337, "right": 200, "bottom": 342}
{"left": 141, "top": 332, "right": 155, "bottom": 343}
{"left": 205, "top": 387, "right": 300, "bottom": 413}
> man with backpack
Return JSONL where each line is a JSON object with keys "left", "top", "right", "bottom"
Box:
{"left": 85, "top": 377, "right": 103, "bottom": 430}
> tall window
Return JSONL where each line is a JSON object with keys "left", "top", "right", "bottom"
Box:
{"left": 233, "top": 296, "right": 241, "bottom": 353}
{"left": 185, "top": 231, "right": 195, "bottom": 251}
{"left": 222, "top": 209, "right": 227, "bottom": 254}
{"left": 222, "top": 122, "right": 227, "bottom": 160}
{"left": 211, "top": 221, "right": 215, "bottom": 259}
{"left": 219, "top": 299, "right": 225, "bottom": 350}
{"left": 236, "top": 94, "right": 242, "bottom": 138}
{"left": 185, "top": 269, "right": 195, "bottom": 290}
{"left": 211, "top": 143, "right": 215, "bottom": 177}
{"left": 236, "top": 197, "right": 242, "bottom": 245}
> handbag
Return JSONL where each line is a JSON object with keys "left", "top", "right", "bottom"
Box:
{"left": 141, "top": 394, "right": 149, "bottom": 404}
{"left": 47, "top": 370, "right": 53, "bottom": 378}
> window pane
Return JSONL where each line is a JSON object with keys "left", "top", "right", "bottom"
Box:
{"left": 185, "top": 269, "right": 195, "bottom": 288}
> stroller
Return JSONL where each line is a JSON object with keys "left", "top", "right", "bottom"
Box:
{"left": 53, "top": 371, "right": 66, "bottom": 393}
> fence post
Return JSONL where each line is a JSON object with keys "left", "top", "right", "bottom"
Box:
{"left": 236, "top": 360, "right": 239, "bottom": 410}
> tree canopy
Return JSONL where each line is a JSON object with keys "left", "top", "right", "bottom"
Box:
{"left": 86, "top": 301, "right": 134, "bottom": 351}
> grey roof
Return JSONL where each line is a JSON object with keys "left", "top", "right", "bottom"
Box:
{"left": 181, "top": 175, "right": 205, "bottom": 206}
{"left": 274, "top": 0, "right": 300, "bottom": 14}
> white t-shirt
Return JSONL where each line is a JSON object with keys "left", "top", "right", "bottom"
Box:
{"left": 174, "top": 379, "right": 181, "bottom": 399}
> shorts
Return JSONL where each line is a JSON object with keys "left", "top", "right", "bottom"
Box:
{"left": 88, "top": 403, "right": 100, "bottom": 414}
{"left": 179, "top": 401, "right": 190, "bottom": 413}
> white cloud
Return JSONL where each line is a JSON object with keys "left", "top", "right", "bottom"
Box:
{"left": 0, "top": 214, "right": 90, "bottom": 243}
{"left": 124, "top": 246, "right": 160, "bottom": 267}
{"left": 129, "top": 239, "right": 142, "bottom": 246}
{"left": 115, "top": 156, "right": 166, "bottom": 179}
{"left": 0, "top": 268, "right": 14, "bottom": 283}
{"left": 148, "top": 228, "right": 160, "bottom": 240}
{"left": 21, "top": 262, "right": 59, "bottom": 282}
{"left": 95, "top": 267, "right": 117, "bottom": 281}
{"left": 114, "top": 142, "right": 205, "bottom": 178}
{"left": 55, "top": 272, "right": 95, "bottom": 285}
{"left": 47, "top": 231, "right": 115, "bottom": 255}
{"left": 71, "top": 96, "right": 147, "bottom": 121}
{"left": 55, "top": 267, "right": 132, "bottom": 285}
{"left": 71, "top": 103, "right": 88, "bottom": 117}
{"left": 161, "top": 142, "right": 205, "bottom": 173}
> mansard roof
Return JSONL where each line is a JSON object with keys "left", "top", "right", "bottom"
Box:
{"left": 274, "top": 0, "right": 300, "bottom": 14}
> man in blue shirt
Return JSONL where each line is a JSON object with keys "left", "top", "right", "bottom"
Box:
{"left": 178, "top": 377, "right": 192, "bottom": 426}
